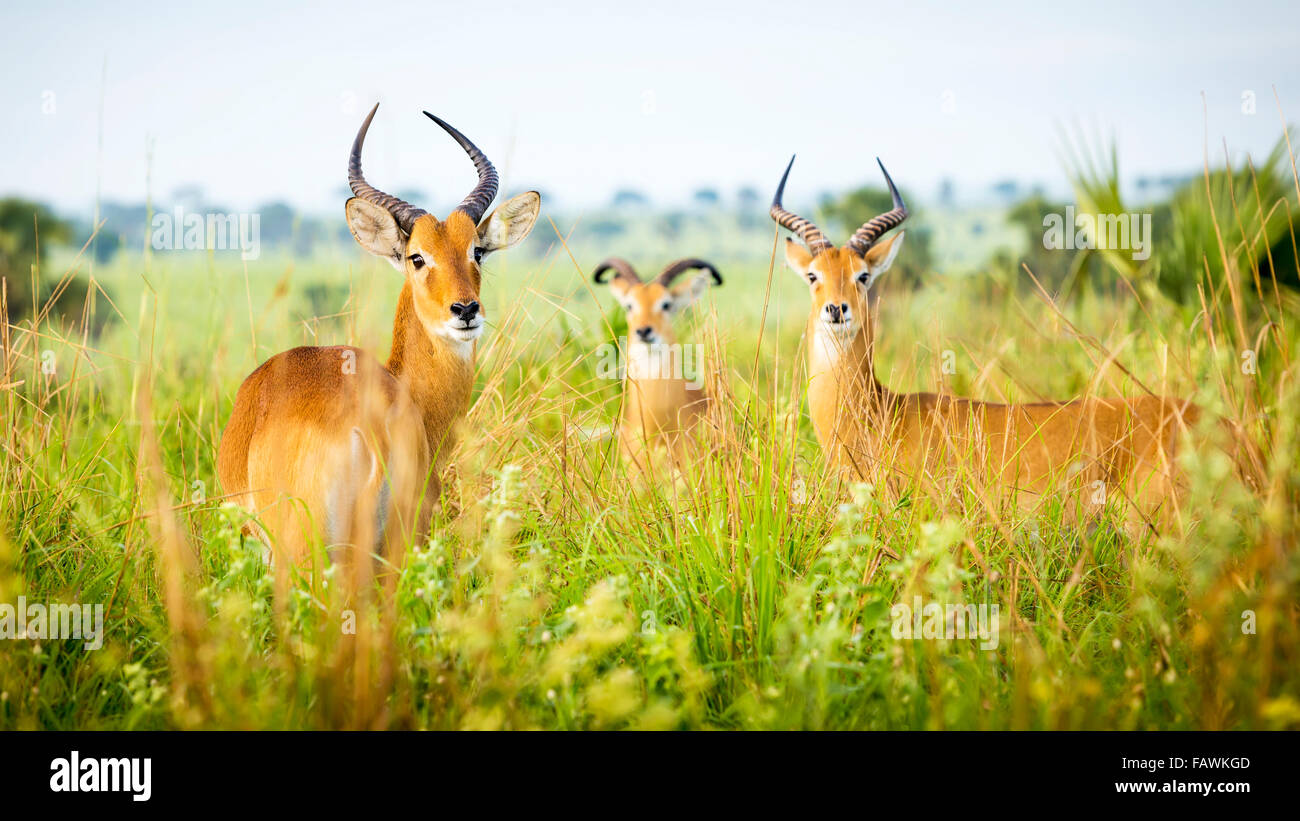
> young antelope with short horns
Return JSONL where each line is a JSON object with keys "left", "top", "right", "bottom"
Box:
{"left": 593, "top": 257, "right": 722, "bottom": 470}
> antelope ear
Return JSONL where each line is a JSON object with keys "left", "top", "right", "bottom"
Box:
{"left": 863, "top": 230, "right": 905, "bottom": 284}
{"left": 669, "top": 271, "right": 715, "bottom": 307}
{"left": 479, "top": 191, "right": 541, "bottom": 253}
{"left": 346, "top": 198, "right": 407, "bottom": 272}
{"left": 784, "top": 237, "right": 813, "bottom": 276}
{"left": 607, "top": 277, "right": 635, "bottom": 299}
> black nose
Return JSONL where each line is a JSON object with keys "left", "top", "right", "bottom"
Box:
{"left": 826, "top": 304, "right": 842, "bottom": 321}
{"left": 635, "top": 326, "right": 653, "bottom": 341}
{"left": 450, "top": 301, "right": 479, "bottom": 321}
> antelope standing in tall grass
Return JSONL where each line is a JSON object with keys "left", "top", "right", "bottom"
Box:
{"left": 218, "top": 104, "right": 540, "bottom": 565}
{"left": 770, "top": 156, "right": 1197, "bottom": 523}
{"left": 593, "top": 257, "right": 722, "bottom": 468}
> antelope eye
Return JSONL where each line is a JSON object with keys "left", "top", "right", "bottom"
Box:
{"left": 473, "top": 247, "right": 485, "bottom": 263}
{"left": 409, "top": 254, "right": 426, "bottom": 269}
{"left": 806, "top": 272, "right": 818, "bottom": 283}
{"left": 857, "top": 272, "right": 870, "bottom": 283}
{"left": 660, "top": 301, "right": 672, "bottom": 312}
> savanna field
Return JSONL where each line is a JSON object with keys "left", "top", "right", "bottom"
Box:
{"left": 2, "top": 140, "right": 1299, "bottom": 731}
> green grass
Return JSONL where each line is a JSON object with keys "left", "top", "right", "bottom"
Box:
{"left": 1, "top": 171, "right": 1298, "bottom": 730}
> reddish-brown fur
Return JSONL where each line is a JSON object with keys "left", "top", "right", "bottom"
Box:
{"left": 790, "top": 239, "right": 1196, "bottom": 524}
{"left": 218, "top": 212, "right": 488, "bottom": 565}
{"left": 604, "top": 273, "right": 714, "bottom": 470}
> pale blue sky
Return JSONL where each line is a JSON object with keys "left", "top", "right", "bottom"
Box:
{"left": 2, "top": 0, "right": 1297, "bottom": 215}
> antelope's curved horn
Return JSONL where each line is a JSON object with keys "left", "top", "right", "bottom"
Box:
{"left": 769, "top": 155, "right": 832, "bottom": 255}
{"left": 348, "top": 103, "right": 428, "bottom": 233}
{"left": 423, "top": 111, "right": 499, "bottom": 225}
{"left": 593, "top": 257, "right": 642, "bottom": 286}
{"left": 657, "top": 258, "right": 722, "bottom": 287}
{"left": 847, "top": 158, "right": 909, "bottom": 257}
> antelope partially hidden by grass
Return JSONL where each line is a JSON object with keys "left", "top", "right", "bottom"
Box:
{"left": 217, "top": 104, "right": 540, "bottom": 566}
{"left": 593, "top": 257, "right": 722, "bottom": 469}
{"left": 770, "top": 156, "right": 1198, "bottom": 526}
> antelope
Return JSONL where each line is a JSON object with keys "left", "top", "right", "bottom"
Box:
{"left": 769, "top": 155, "right": 1197, "bottom": 524}
{"left": 217, "top": 103, "right": 540, "bottom": 565}
{"left": 593, "top": 257, "right": 722, "bottom": 468}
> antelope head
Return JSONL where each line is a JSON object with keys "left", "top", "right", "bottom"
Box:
{"left": 593, "top": 258, "right": 722, "bottom": 346}
{"left": 770, "top": 156, "right": 907, "bottom": 347}
{"left": 345, "top": 103, "right": 541, "bottom": 346}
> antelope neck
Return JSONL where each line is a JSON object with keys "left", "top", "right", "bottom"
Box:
{"left": 387, "top": 282, "right": 475, "bottom": 444}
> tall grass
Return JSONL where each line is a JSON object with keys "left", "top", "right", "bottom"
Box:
{"left": 1, "top": 141, "right": 1298, "bottom": 730}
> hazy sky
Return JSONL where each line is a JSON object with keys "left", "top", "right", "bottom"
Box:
{"left": 2, "top": 0, "right": 1298, "bottom": 216}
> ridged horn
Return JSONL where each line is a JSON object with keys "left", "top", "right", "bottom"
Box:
{"left": 348, "top": 103, "right": 428, "bottom": 233}
{"left": 593, "top": 257, "right": 642, "bottom": 286}
{"left": 657, "top": 258, "right": 722, "bottom": 288}
{"left": 846, "top": 158, "right": 909, "bottom": 257}
{"left": 769, "top": 155, "right": 832, "bottom": 255}
{"left": 423, "top": 111, "right": 499, "bottom": 225}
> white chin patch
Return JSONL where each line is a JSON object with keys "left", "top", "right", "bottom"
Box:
{"left": 812, "top": 322, "right": 858, "bottom": 364}
{"left": 820, "top": 320, "right": 858, "bottom": 341}
{"left": 441, "top": 323, "right": 484, "bottom": 344}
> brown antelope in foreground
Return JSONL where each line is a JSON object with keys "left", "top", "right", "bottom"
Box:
{"left": 770, "top": 155, "right": 1198, "bottom": 525}
{"left": 593, "top": 257, "right": 722, "bottom": 468}
{"left": 217, "top": 104, "right": 540, "bottom": 565}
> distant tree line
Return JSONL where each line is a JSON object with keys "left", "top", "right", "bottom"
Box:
{"left": 0, "top": 198, "right": 100, "bottom": 332}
